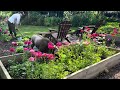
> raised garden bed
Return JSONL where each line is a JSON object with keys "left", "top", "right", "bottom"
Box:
{"left": 0, "top": 47, "right": 119, "bottom": 79}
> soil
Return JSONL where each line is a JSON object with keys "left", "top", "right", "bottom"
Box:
{"left": 94, "top": 63, "right": 120, "bottom": 79}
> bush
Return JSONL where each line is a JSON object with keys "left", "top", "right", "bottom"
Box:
{"left": 44, "top": 17, "right": 62, "bottom": 26}
{"left": 71, "top": 12, "right": 106, "bottom": 27}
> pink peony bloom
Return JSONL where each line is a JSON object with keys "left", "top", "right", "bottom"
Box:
{"left": 28, "top": 40, "right": 32, "bottom": 45}
{"left": 12, "top": 42, "right": 18, "bottom": 46}
{"left": 29, "top": 57, "right": 35, "bottom": 62}
{"left": 47, "top": 54, "right": 55, "bottom": 60}
{"left": 34, "top": 51, "right": 42, "bottom": 58}
{"left": 56, "top": 42, "right": 62, "bottom": 47}
{"left": 29, "top": 49, "right": 35, "bottom": 54}
{"left": 42, "top": 53, "right": 48, "bottom": 57}
{"left": 24, "top": 48, "right": 29, "bottom": 51}
{"left": 9, "top": 47, "right": 15, "bottom": 52}
{"left": 48, "top": 42, "right": 55, "bottom": 49}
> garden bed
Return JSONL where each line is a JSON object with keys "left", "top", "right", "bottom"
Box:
{"left": 0, "top": 47, "right": 119, "bottom": 79}
{"left": 0, "top": 39, "right": 18, "bottom": 57}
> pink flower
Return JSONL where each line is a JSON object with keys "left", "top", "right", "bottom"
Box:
{"left": 29, "top": 57, "right": 35, "bottom": 62}
{"left": 56, "top": 42, "right": 62, "bottom": 47}
{"left": 24, "top": 48, "right": 29, "bottom": 51}
{"left": 107, "top": 38, "right": 110, "bottom": 41}
{"left": 62, "top": 42, "right": 70, "bottom": 45}
{"left": 113, "top": 28, "right": 118, "bottom": 34}
{"left": 87, "top": 28, "right": 91, "bottom": 31}
{"left": 48, "top": 42, "right": 55, "bottom": 49}
{"left": 24, "top": 40, "right": 29, "bottom": 45}
{"left": 0, "top": 28, "right": 2, "bottom": 32}
{"left": 91, "top": 33, "right": 98, "bottom": 38}
{"left": 93, "top": 38, "right": 97, "bottom": 42}
{"left": 47, "top": 54, "right": 55, "bottom": 60}
{"left": 12, "top": 42, "right": 18, "bottom": 46}
{"left": 29, "top": 49, "right": 35, "bottom": 54}
{"left": 9, "top": 47, "right": 15, "bottom": 52}
{"left": 28, "top": 40, "right": 32, "bottom": 45}
{"left": 4, "top": 30, "right": 8, "bottom": 34}
{"left": 80, "top": 29, "right": 84, "bottom": 33}
{"left": 42, "top": 53, "right": 48, "bottom": 57}
{"left": 99, "top": 34, "right": 106, "bottom": 37}
{"left": 34, "top": 51, "right": 42, "bottom": 58}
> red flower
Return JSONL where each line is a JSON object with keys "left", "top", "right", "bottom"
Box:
{"left": 12, "top": 42, "right": 18, "bottom": 46}
{"left": 111, "top": 33, "right": 115, "bottom": 36}
{"left": 48, "top": 42, "right": 55, "bottom": 49}
{"left": 24, "top": 40, "right": 29, "bottom": 45}
{"left": 91, "top": 33, "right": 99, "bottom": 38}
{"left": 9, "top": 47, "right": 15, "bottom": 52}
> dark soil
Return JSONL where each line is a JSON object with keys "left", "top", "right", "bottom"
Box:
{"left": 94, "top": 63, "right": 120, "bottom": 79}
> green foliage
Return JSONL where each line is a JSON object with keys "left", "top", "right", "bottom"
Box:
{"left": 0, "top": 24, "right": 11, "bottom": 42}
{"left": 71, "top": 12, "right": 105, "bottom": 27}
{"left": 97, "top": 22, "right": 119, "bottom": 34}
{"left": 16, "top": 46, "right": 23, "bottom": 53}
{"left": 44, "top": 17, "right": 62, "bottom": 26}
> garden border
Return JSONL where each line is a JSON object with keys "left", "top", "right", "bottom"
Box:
{"left": 0, "top": 48, "right": 120, "bottom": 79}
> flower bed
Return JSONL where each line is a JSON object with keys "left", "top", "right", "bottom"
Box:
{"left": 0, "top": 40, "right": 118, "bottom": 79}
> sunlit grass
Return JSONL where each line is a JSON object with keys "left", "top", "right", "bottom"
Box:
{"left": 18, "top": 25, "right": 77, "bottom": 37}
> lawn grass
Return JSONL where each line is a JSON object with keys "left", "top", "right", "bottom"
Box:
{"left": 18, "top": 25, "right": 77, "bottom": 37}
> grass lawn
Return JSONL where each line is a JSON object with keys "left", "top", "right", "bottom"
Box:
{"left": 18, "top": 25, "right": 77, "bottom": 37}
